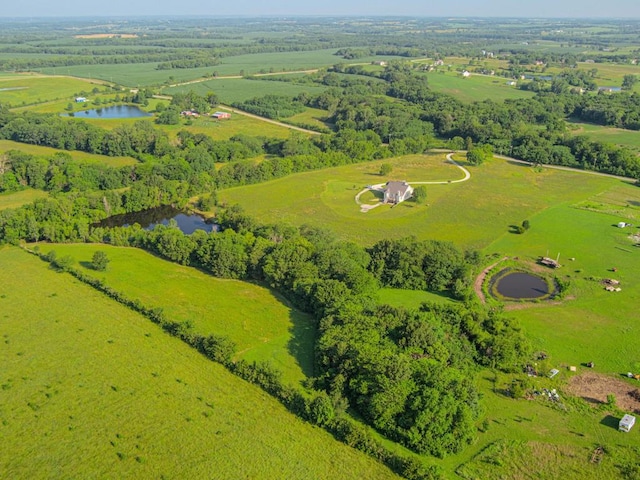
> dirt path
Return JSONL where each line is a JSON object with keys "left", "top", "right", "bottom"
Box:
{"left": 163, "top": 69, "right": 320, "bottom": 89}
{"left": 216, "top": 105, "right": 321, "bottom": 136}
{"left": 474, "top": 256, "right": 508, "bottom": 304}
{"left": 354, "top": 153, "right": 470, "bottom": 212}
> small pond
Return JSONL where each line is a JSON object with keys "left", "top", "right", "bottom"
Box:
{"left": 66, "top": 105, "right": 151, "bottom": 119}
{"left": 95, "top": 205, "right": 217, "bottom": 235}
{"left": 491, "top": 270, "right": 551, "bottom": 300}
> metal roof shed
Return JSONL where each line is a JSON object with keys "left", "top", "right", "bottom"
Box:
{"left": 619, "top": 414, "right": 636, "bottom": 432}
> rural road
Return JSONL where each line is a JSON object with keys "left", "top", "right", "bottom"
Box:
{"left": 355, "top": 153, "right": 470, "bottom": 212}
{"left": 164, "top": 69, "right": 320, "bottom": 89}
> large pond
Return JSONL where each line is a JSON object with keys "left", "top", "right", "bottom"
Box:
{"left": 95, "top": 206, "right": 217, "bottom": 234}
{"left": 67, "top": 105, "right": 151, "bottom": 119}
{"left": 491, "top": 270, "right": 551, "bottom": 300}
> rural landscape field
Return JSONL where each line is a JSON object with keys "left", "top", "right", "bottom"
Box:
{"left": 2, "top": 12, "right": 640, "bottom": 480}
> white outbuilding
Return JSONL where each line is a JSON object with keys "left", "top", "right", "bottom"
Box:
{"left": 619, "top": 414, "right": 636, "bottom": 432}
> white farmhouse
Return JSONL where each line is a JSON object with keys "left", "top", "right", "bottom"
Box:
{"left": 383, "top": 181, "right": 413, "bottom": 205}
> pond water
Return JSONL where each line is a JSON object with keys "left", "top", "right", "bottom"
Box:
{"left": 95, "top": 205, "right": 217, "bottom": 234}
{"left": 492, "top": 271, "right": 550, "bottom": 300}
{"left": 67, "top": 105, "right": 151, "bottom": 119}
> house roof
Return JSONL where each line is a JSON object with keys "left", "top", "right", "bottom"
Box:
{"left": 385, "top": 181, "right": 411, "bottom": 197}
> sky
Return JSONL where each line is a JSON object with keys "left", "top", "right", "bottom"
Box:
{"left": 1, "top": 0, "right": 640, "bottom": 18}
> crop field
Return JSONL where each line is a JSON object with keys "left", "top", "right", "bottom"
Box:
{"left": 423, "top": 72, "right": 535, "bottom": 103}
{"left": 0, "top": 246, "right": 397, "bottom": 480}
{"left": 567, "top": 120, "right": 640, "bottom": 151}
{"left": 0, "top": 139, "right": 138, "bottom": 167}
{"left": 0, "top": 189, "right": 48, "bottom": 211}
{"left": 35, "top": 244, "right": 314, "bottom": 386}
{"left": 164, "top": 77, "right": 326, "bottom": 104}
{"left": 37, "top": 50, "right": 398, "bottom": 87}
{"left": 218, "top": 153, "right": 615, "bottom": 249}
{"left": 0, "top": 75, "right": 106, "bottom": 107}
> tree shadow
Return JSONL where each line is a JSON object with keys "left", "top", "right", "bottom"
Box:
{"left": 79, "top": 261, "right": 94, "bottom": 270}
{"left": 600, "top": 414, "right": 620, "bottom": 430}
{"left": 508, "top": 224, "right": 523, "bottom": 234}
{"left": 286, "top": 309, "right": 316, "bottom": 379}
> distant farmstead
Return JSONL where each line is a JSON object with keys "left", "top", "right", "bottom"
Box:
{"left": 75, "top": 97, "right": 87, "bottom": 103}
{"left": 212, "top": 111, "right": 231, "bottom": 119}
{"left": 384, "top": 181, "right": 413, "bottom": 204}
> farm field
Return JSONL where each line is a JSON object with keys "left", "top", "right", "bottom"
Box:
{"left": 164, "top": 77, "right": 326, "bottom": 104}
{"left": 37, "top": 50, "right": 399, "bottom": 87}
{"left": 0, "top": 74, "right": 107, "bottom": 107}
{"left": 0, "top": 246, "right": 399, "bottom": 480}
{"left": 218, "top": 153, "right": 616, "bottom": 249}
{"left": 0, "top": 189, "right": 48, "bottom": 211}
{"left": 567, "top": 120, "right": 640, "bottom": 152}
{"left": 35, "top": 244, "right": 315, "bottom": 386}
{"left": 0, "top": 139, "right": 138, "bottom": 167}
{"left": 423, "top": 72, "right": 535, "bottom": 103}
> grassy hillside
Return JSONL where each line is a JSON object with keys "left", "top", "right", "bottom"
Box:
{"left": 0, "top": 139, "right": 137, "bottom": 167}
{"left": 218, "top": 153, "right": 616, "bottom": 248}
{"left": 0, "top": 246, "right": 398, "bottom": 480}
{"left": 37, "top": 244, "right": 315, "bottom": 386}
{"left": 0, "top": 189, "right": 48, "bottom": 211}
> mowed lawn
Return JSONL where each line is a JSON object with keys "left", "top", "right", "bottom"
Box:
{"left": 36, "top": 244, "right": 315, "bottom": 386}
{"left": 0, "top": 247, "right": 397, "bottom": 480}
{"left": 0, "top": 75, "right": 105, "bottom": 106}
{"left": 0, "top": 189, "right": 48, "bottom": 211}
{"left": 218, "top": 154, "right": 616, "bottom": 249}
{"left": 0, "top": 139, "right": 138, "bottom": 167}
{"left": 423, "top": 72, "right": 535, "bottom": 103}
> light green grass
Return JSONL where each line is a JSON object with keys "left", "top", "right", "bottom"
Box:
{"left": 424, "top": 72, "right": 535, "bottom": 103}
{"left": 0, "top": 246, "right": 398, "bottom": 480}
{"left": 486, "top": 201, "right": 640, "bottom": 375}
{"left": 164, "top": 78, "right": 326, "bottom": 104}
{"left": 284, "top": 107, "right": 333, "bottom": 130}
{"left": 218, "top": 154, "right": 615, "bottom": 249}
{"left": 0, "top": 189, "right": 48, "bottom": 210}
{"left": 377, "top": 288, "right": 455, "bottom": 309}
{"left": 36, "top": 244, "right": 315, "bottom": 386}
{"left": 0, "top": 139, "right": 137, "bottom": 167}
{"left": 567, "top": 120, "right": 640, "bottom": 152}
{"left": 0, "top": 75, "right": 106, "bottom": 107}
{"left": 159, "top": 112, "right": 293, "bottom": 140}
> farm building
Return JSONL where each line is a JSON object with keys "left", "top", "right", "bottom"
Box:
{"left": 539, "top": 257, "right": 561, "bottom": 268}
{"left": 212, "top": 111, "right": 231, "bottom": 119}
{"left": 384, "top": 181, "right": 413, "bottom": 205}
{"left": 75, "top": 97, "right": 87, "bottom": 103}
{"left": 619, "top": 414, "right": 636, "bottom": 432}
{"left": 181, "top": 110, "right": 200, "bottom": 117}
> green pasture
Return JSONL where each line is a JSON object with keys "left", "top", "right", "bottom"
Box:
{"left": 164, "top": 77, "right": 326, "bottom": 104}
{"left": 441, "top": 372, "right": 640, "bottom": 479}
{"left": 159, "top": 112, "right": 294, "bottom": 140}
{"left": 487, "top": 201, "right": 640, "bottom": 375}
{"left": 567, "top": 120, "right": 640, "bottom": 152}
{"left": 0, "top": 246, "right": 397, "bottom": 480}
{"left": 284, "top": 107, "right": 333, "bottom": 130}
{"left": 218, "top": 153, "right": 615, "bottom": 249}
{"left": 0, "top": 139, "right": 137, "bottom": 167}
{"left": 423, "top": 72, "right": 535, "bottom": 103}
{"left": 0, "top": 189, "right": 48, "bottom": 211}
{"left": 0, "top": 75, "right": 105, "bottom": 107}
{"left": 377, "top": 288, "right": 455, "bottom": 309}
{"left": 36, "top": 244, "right": 315, "bottom": 386}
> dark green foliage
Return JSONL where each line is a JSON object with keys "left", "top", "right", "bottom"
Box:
{"left": 232, "top": 95, "right": 306, "bottom": 119}
{"left": 379, "top": 163, "right": 393, "bottom": 176}
{"left": 91, "top": 251, "right": 109, "bottom": 271}
{"left": 413, "top": 185, "right": 427, "bottom": 204}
